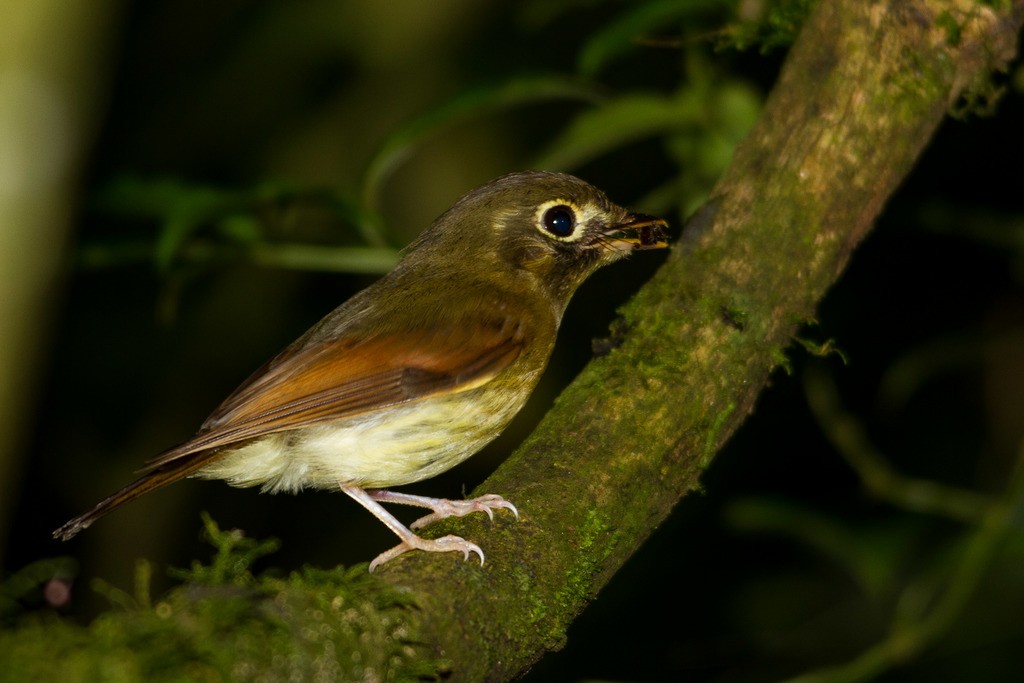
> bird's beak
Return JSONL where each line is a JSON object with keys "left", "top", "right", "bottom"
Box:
{"left": 600, "top": 213, "right": 670, "bottom": 251}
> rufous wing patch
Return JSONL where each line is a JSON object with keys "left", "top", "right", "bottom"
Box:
{"left": 141, "top": 318, "right": 526, "bottom": 471}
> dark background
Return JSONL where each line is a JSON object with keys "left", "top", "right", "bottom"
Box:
{"left": 3, "top": 1, "right": 1022, "bottom": 680}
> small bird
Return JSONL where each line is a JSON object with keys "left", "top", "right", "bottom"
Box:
{"left": 53, "top": 171, "right": 668, "bottom": 570}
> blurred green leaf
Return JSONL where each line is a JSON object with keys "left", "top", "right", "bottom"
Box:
{"left": 88, "top": 177, "right": 390, "bottom": 273}
{"left": 217, "top": 214, "right": 263, "bottom": 245}
{"left": 96, "top": 178, "right": 257, "bottom": 271}
{"left": 533, "top": 93, "right": 684, "bottom": 170}
{"left": 361, "top": 76, "right": 603, "bottom": 210}
{"left": 726, "top": 497, "right": 917, "bottom": 600}
{"left": 156, "top": 214, "right": 201, "bottom": 272}
{"left": 578, "top": 0, "right": 725, "bottom": 77}
{"left": 534, "top": 80, "right": 759, "bottom": 178}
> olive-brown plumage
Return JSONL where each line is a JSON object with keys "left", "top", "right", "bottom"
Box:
{"left": 54, "top": 171, "right": 668, "bottom": 569}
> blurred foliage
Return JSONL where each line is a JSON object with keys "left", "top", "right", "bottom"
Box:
{"left": 362, "top": 76, "right": 605, "bottom": 210}
{"left": 3, "top": 0, "right": 1023, "bottom": 681}
{"left": 1, "top": 515, "right": 439, "bottom": 682}
{"left": 86, "top": 176, "right": 399, "bottom": 273}
{"left": 168, "top": 512, "right": 281, "bottom": 586}
{"left": 79, "top": 0, "right": 796, "bottom": 287}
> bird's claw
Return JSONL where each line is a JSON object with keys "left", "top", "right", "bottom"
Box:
{"left": 409, "top": 493, "right": 519, "bottom": 530}
{"left": 368, "top": 534, "right": 484, "bottom": 572}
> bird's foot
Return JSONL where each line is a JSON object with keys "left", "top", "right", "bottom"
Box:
{"left": 369, "top": 533, "right": 483, "bottom": 572}
{"left": 368, "top": 490, "right": 519, "bottom": 529}
{"left": 410, "top": 493, "right": 519, "bottom": 530}
{"left": 343, "top": 485, "right": 518, "bottom": 571}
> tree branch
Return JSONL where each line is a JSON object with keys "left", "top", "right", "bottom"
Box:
{"left": 381, "top": 1, "right": 1024, "bottom": 678}
{"left": 5, "top": 1, "right": 1022, "bottom": 680}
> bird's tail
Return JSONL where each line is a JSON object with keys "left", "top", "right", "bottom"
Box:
{"left": 52, "top": 451, "right": 221, "bottom": 541}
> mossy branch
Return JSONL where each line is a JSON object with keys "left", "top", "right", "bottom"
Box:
{"left": 4, "top": 1, "right": 1022, "bottom": 680}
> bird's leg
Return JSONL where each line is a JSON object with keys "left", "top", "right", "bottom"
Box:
{"left": 368, "top": 490, "right": 519, "bottom": 530}
{"left": 340, "top": 484, "right": 485, "bottom": 571}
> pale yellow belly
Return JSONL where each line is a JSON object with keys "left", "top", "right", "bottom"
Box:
{"left": 195, "top": 385, "right": 525, "bottom": 493}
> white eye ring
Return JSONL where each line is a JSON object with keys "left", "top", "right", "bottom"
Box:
{"left": 535, "top": 199, "right": 584, "bottom": 242}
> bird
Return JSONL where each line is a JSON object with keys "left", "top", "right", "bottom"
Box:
{"left": 53, "top": 171, "right": 669, "bottom": 570}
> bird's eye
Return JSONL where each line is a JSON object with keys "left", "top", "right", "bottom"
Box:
{"left": 542, "top": 205, "right": 576, "bottom": 238}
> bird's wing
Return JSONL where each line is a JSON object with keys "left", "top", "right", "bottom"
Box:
{"left": 141, "top": 318, "right": 526, "bottom": 471}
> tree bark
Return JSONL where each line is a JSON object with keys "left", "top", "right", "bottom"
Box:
{"left": 4, "top": 1, "right": 1022, "bottom": 681}
{"left": 390, "top": 1, "right": 1024, "bottom": 678}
